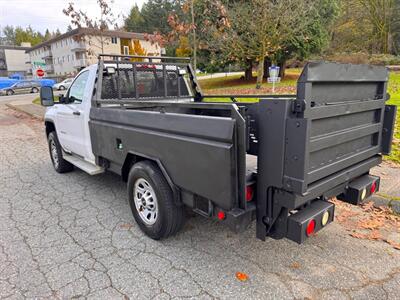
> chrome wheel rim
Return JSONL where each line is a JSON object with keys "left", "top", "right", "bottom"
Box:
{"left": 133, "top": 178, "right": 158, "bottom": 225}
{"left": 50, "top": 139, "right": 59, "bottom": 169}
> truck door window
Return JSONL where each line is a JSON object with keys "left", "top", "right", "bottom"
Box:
{"left": 68, "top": 71, "right": 89, "bottom": 104}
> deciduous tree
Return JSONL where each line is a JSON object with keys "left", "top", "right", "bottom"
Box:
{"left": 63, "top": 0, "right": 118, "bottom": 56}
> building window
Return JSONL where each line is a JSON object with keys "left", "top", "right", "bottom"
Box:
{"left": 123, "top": 45, "right": 129, "bottom": 55}
{"left": 111, "top": 37, "right": 118, "bottom": 44}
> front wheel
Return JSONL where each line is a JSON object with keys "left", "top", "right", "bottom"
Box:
{"left": 6, "top": 90, "right": 13, "bottom": 96}
{"left": 59, "top": 85, "right": 65, "bottom": 90}
{"left": 127, "top": 161, "right": 185, "bottom": 240}
{"left": 48, "top": 132, "right": 73, "bottom": 173}
{"left": 31, "top": 87, "right": 39, "bottom": 93}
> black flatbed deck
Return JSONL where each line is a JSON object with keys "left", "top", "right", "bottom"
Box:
{"left": 246, "top": 155, "right": 258, "bottom": 182}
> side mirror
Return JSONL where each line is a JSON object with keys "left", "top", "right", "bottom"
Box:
{"left": 58, "top": 94, "right": 65, "bottom": 103}
{"left": 40, "top": 86, "right": 54, "bottom": 106}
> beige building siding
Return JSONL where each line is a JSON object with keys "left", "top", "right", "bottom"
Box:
{"left": 4, "top": 49, "right": 30, "bottom": 72}
{"left": 27, "top": 29, "right": 162, "bottom": 77}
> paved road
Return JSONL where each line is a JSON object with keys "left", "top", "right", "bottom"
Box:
{"left": 0, "top": 93, "right": 39, "bottom": 104}
{"left": 1, "top": 105, "right": 400, "bottom": 299}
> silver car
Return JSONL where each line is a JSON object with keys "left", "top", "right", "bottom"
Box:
{"left": 0, "top": 81, "right": 41, "bottom": 96}
{"left": 53, "top": 78, "right": 74, "bottom": 90}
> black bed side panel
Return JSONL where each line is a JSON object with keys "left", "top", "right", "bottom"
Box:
{"left": 89, "top": 107, "right": 238, "bottom": 211}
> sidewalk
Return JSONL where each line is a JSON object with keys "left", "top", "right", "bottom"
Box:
{"left": 6, "top": 98, "right": 45, "bottom": 120}
{"left": 197, "top": 71, "right": 244, "bottom": 80}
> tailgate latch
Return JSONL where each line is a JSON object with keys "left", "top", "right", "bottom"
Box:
{"left": 292, "top": 99, "right": 306, "bottom": 113}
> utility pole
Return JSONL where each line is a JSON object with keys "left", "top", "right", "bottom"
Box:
{"left": 190, "top": 0, "right": 197, "bottom": 71}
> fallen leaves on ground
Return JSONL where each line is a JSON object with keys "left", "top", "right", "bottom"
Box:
{"left": 235, "top": 272, "right": 249, "bottom": 282}
{"left": 119, "top": 223, "right": 133, "bottom": 230}
{"left": 332, "top": 199, "right": 400, "bottom": 250}
{"left": 290, "top": 262, "right": 301, "bottom": 269}
{"left": 204, "top": 86, "right": 296, "bottom": 97}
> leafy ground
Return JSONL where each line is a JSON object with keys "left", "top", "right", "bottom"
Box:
{"left": 200, "top": 69, "right": 400, "bottom": 164}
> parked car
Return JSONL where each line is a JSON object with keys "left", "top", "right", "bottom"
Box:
{"left": 53, "top": 78, "right": 74, "bottom": 90}
{"left": 40, "top": 55, "right": 396, "bottom": 243}
{"left": 0, "top": 80, "right": 41, "bottom": 96}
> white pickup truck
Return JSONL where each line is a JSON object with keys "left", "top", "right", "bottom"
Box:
{"left": 41, "top": 54, "right": 396, "bottom": 243}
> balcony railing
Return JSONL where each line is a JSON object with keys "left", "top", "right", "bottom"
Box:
{"left": 71, "top": 42, "right": 86, "bottom": 52}
{"left": 43, "top": 64, "right": 54, "bottom": 73}
{"left": 73, "top": 58, "right": 87, "bottom": 68}
{"left": 41, "top": 50, "right": 53, "bottom": 59}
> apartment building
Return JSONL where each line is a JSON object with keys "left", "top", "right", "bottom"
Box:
{"left": 0, "top": 43, "right": 31, "bottom": 77}
{"left": 27, "top": 28, "right": 161, "bottom": 77}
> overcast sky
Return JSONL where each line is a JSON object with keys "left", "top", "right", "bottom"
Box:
{"left": 0, "top": 0, "right": 146, "bottom": 34}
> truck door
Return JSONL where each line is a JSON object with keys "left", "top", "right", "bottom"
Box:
{"left": 55, "top": 70, "right": 90, "bottom": 158}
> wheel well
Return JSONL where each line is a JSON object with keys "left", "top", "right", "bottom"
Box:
{"left": 45, "top": 121, "right": 56, "bottom": 137}
{"left": 121, "top": 153, "right": 145, "bottom": 182}
{"left": 121, "top": 152, "right": 181, "bottom": 203}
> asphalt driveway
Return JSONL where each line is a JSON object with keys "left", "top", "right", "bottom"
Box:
{"left": 1, "top": 105, "right": 399, "bottom": 299}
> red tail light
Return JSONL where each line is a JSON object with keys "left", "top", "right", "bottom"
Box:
{"left": 306, "top": 219, "right": 316, "bottom": 236}
{"left": 246, "top": 185, "right": 254, "bottom": 202}
{"left": 217, "top": 211, "right": 226, "bottom": 220}
{"left": 370, "top": 181, "right": 377, "bottom": 194}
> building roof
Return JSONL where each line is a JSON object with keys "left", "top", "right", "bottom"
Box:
{"left": 0, "top": 45, "right": 31, "bottom": 51}
{"left": 26, "top": 27, "right": 152, "bottom": 53}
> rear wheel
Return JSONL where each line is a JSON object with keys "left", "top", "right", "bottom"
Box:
{"left": 31, "top": 87, "right": 39, "bottom": 93}
{"left": 48, "top": 131, "right": 73, "bottom": 173}
{"left": 6, "top": 90, "right": 13, "bottom": 96}
{"left": 59, "top": 85, "right": 65, "bottom": 90}
{"left": 127, "top": 161, "right": 185, "bottom": 239}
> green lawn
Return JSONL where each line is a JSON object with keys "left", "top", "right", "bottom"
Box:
{"left": 200, "top": 69, "right": 400, "bottom": 164}
{"left": 32, "top": 97, "right": 40, "bottom": 105}
{"left": 386, "top": 72, "right": 400, "bottom": 163}
{"left": 33, "top": 96, "right": 60, "bottom": 105}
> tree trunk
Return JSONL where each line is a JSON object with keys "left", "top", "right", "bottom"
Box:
{"left": 244, "top": 60, "right": 253, "bottom": 81}
{"left": 256, "top": 57, "right": 265, "bottom": 89}
{"left": 278, "top": 60, "right": 286, "bottom": 79}
{"left": 263, "top": 57, "right": 272, "bottom": 79}
{"left": 191, "top": 0, "right": 197, "bottom": 70}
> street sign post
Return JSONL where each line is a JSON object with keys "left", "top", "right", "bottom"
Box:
{"left": 268, "top": 65, "right": 281, "bottom": 93}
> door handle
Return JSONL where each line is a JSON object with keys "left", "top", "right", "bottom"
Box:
{"left": 72, "top": 111, "right": 81, "bottom": 116}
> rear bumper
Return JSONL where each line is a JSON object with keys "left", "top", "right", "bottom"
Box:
{"left": 287, "top": 200, "right": 335, "bottom": 244}
{"left": 220, "top": 173, "right": 380, "bottom": 244}
{"left": 337, "top": 175, "right": 380, "bottom": 205}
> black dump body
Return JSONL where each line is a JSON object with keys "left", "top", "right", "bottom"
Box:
{"left": 89, "top": 55, "right": 396, "bottom": 242}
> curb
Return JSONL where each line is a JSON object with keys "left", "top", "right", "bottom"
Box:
{"left": 369, "top": 194, "right": 400, "bottom": 214}
{"left": 5, "top": 103, "right": 44, "bottom": 121}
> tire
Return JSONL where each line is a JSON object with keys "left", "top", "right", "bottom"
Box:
{"left": 6, "top": 90, "right": 13, "bottom": 96}
{"left": 31, "top": 87, "right": 39, "bottom": 93}
{"left": 47, "top": 131, "right": 74, "bottom": 173}
{"left": 127, "top": 161, "right": 185, "bottom": 240}
{"left": 59, "top": 85, "right": 65, "bottom": 90}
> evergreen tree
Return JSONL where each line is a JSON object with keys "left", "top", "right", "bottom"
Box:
{"left": 44, "top": 29, "right": 52, "bottom": 40}
{"left": 124, "top": 4, "right": 144, "bottom": 32}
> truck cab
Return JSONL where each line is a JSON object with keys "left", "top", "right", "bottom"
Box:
{"left": 44, "top": 65, "right": 97, "bottom": 166}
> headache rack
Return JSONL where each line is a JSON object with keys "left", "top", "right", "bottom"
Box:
{"left": 92, "top": 54, "right": 203, "bottom": 107}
